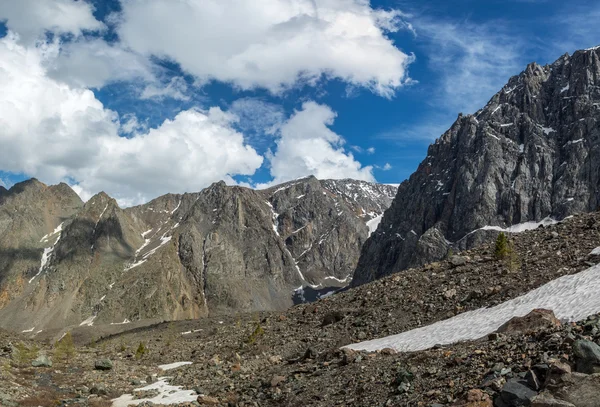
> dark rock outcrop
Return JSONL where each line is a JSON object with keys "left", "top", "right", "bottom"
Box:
{"left": 353, "top": 46, "right": 600, "bottom": 286}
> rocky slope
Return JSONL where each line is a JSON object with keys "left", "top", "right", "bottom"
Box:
{"left": 1, "top": 210, "right": 599, "bottom": 407}
{"left": 354, "top": 46, "right": 600, "bottom": 286}
{"left": 0, "top": 179, "right": 83, "bottom": 311}
{"left": 0, "top": 177, "right": 396, "bottom": 332}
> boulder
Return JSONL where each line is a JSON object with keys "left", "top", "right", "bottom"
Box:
{"left": 31, "top": 354, "right": 52, "bottom": 367}
{"left": 497, "top": 309, "right": 561, "bottom": 335}
{"left": 94, "top": 358, "right": 113, "bottom": 370}
{"left": 572, "top": 340, "right": 600, "bottom": 374}
{"left": 531, "top": 393, "right": 575, "bottom": 407}
{"left": 452, "top": 389, "right": 493, "bottom": 406}
{"left": 551, "top": 373, "right": 600, "bottom": 407}
{"left": 498, "top": 379, "right": 537, "bottom": 406}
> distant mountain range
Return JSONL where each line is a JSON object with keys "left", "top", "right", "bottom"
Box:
{"left": 0, "top": 176, "right": 396, "bottom": 332}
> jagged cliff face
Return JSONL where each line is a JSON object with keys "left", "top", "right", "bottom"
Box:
{"left": 0, "top": 176, "right": 396, "bottom": 332}
{"left": 353, "top": 46, "right": 600, "bottom": 286}
{"left": 0, "top": 179, "right": 83, "bottom": 313}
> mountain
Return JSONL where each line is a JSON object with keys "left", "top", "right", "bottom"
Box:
{"left": 0, "top": 179, "right": 83, "bottom": 311}
{"left": 353, "top": 46, "right": 600, "bottom": 286}
{"left": 0, "top": 176, "right": 396, "bottom": 332}
{"left": 4, "top": 210, "right": 600, "bottom": 407}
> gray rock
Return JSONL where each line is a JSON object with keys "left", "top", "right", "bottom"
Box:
{"left": 499, "top": 379, "right": 538, "bottom": 406}
{"left": 449, "top": 255, "right": 468, "bottom": 267}
{"left": 31, "top": 354, "right": 52, "bottom": 367}
{"left": 353, "top": 47, "right": 600, "bottom": 286}
{"left": 552, "top": 373, "right": 600, "bottom": 407}
{"left": 90, "top": 385, "right": 107, "bottom": 395}
{"left": 572, "top": 340, "right": 600, "bottom": 373}
{"left": 94, "top": 358, "right": 113, "bottom": 370}
{"left": 531, "top": 393, "right": 575, "bottom": 407}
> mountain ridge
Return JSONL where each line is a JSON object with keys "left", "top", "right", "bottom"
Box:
{"left": 0, "top": 175, "right": 396, "bottom": 332}
{"left": 353, "top": 45, "right": 600, "bottom": 286}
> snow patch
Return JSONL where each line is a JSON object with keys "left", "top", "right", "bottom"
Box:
{"left": 124, "top": 259, "right": 147, "bottom": 271}
{"left": 170, "top": 199, "right": 182, "bottom": 214}
{"left": 21, "top": 327, "right": 35, "bottom": 333}
{"left": 475, "top": 217, "right": 558, "bottom": 234}
{"left": 158, "top": 361, "right": 193, "bottom": 370}
{"left": 346, "top": 262, "right": 600, "bottom": 353}
{"left": 590, "top": 247, "right": 600, "bottom": 256}
{"left": 560, "top": 83, "right": 570, "bottom": 93}
{"left": 30, "top": 231, "right": 63, "bottom": 283}
{"left": 40, "top": 222, "right": 64, "bottom": 242}
{"left": 79, "top": 315, "right": 96, "bottom": 327}
{"left": 564, "top": 138, "right": 584, "bottom": 147}
{"left": 539, "top": 126, "right": 555, "bottom": 135}
{"left": 366, "top": 215, "right": 383, "bottom": 236}
{"left": 110, "top": 319, "right": 131, "bottom": 325}
{"left": 111, "top": 377, "right": 197, "bottom": 407}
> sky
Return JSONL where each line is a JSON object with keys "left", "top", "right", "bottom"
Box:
{"left": 0, "top": 0, "right": 598, "bottom": 206}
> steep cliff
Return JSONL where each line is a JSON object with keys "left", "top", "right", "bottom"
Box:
{"left": 353, "top": 46, "right": 600, "bottom": 286}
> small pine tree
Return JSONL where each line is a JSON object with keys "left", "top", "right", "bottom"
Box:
{"left": 507, "top": 240, "right": 520, "bottom": 272}
{"left": 494, "top": 232, "right": 510, "bottom": 259}
{"left": 135, "top": 342, "right": 148, "bottom": 359}
{"left": 14, "top": 342, "right": 38, "bottom": 366}
{"left": 246, "top": 323, "right": 264, "bottom": 344}
{"left": 54, "top": 332, "right": 75, "bottom": 363}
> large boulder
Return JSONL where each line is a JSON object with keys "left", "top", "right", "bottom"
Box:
{"left": 572, "top": 340, "right": 600, "bottom": 374}
{"left": 551, "top": 373, "right": 600, "bottom": 407}
{"left": 497, "top": 379, "right": 538, "bottom": 406}
{"left": 497, "top": 309, "right": 561, "bottom": 335}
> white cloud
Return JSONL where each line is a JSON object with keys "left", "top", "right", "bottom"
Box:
{"left": 367, "top": 147, "right": 376, "bottom": 154}
{"left": 261, "top": 102, "right": 374, "bottom": 186}
{"left": 0, "top": 35, "right": 263, "bottom": 205}
{"left": 0, "top": 0, "right": 104, "bottom": 44}
{"left": 382, "top": 163, "right": 392, "bottom": 171}
{"left": 120, "top": 113, "right": 147, "bottom": 135}
{"left": 45, "top": 38, "right": 155, "bottom": 89}
{"left": 229, "top": 98, "right": 285, "bottom": 142}
{"left": 140, "top": 76, "right": 190, "bottom": 101}
{"left": 116, "top": 0, "right": 413, "bottom": 96}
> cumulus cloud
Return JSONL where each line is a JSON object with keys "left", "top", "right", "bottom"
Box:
{"left": 45, "top": 38, "right": 155, "bottom": 89}
{"left": 0, "top": 0, "right": 104, "bottom": 44}
{"left": 0, "top": 35, "right": 263, "bottom": 205}
{"left": 261, "top": 102, "right": 374, "bottom": 187}
{"left": 116, "top": 0, "right": 413, "bottom": 96}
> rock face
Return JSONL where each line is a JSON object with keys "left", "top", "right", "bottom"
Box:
{"left": 353, "top": 46, "right": 600, "bottom": 286}
{"left": 0, "top": 177, "right": 396, "bottom": 332}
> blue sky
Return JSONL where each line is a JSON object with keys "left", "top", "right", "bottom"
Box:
{"left": 0, "top": 0, "right": 598, "bottom": 205}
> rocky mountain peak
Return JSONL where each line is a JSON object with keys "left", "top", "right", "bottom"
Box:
{"left": 353, "top": 46, "right": 600, "bottom": 286}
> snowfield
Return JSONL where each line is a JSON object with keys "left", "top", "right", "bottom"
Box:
{"left": 346, "top": 262, "right": 600, "bottom": 353}
{"left": 366, "top": 214, "right": 383, "bottom": 236}
{"left": 112, "top": 377, "right": 197, "bottom": 406}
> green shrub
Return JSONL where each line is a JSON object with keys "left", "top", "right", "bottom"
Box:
{"left": 54, "top": 332, "right": 75, "bottom": 363}
{"left": 14, "top": 342, "right": 38, "bottom": 366}
{"left": 135, "top": 342, "right": 148, "bottom": 359}
{"left": 246, "top": 323, "right": 264, "bottom": 345}
{"left": 494, "top": 232, "right": 510, "bottom": 259}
